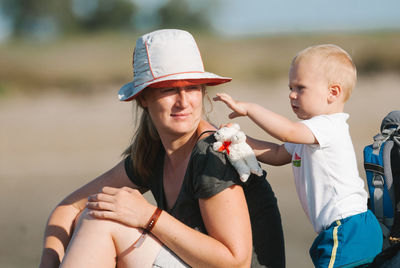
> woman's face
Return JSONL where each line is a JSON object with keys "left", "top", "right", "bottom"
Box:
{"left": 140, "top": 85, "right": 203, "bottom": 138}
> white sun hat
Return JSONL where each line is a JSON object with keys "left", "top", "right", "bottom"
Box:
{"left": 118, "top": 29, "right": 232, "bottom": 101}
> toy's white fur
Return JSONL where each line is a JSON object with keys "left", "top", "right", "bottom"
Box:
{"left": 213, "top": 124, "right": 263, "bottom": 182}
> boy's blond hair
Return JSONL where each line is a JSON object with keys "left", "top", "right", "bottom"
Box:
{"left": 292, "top": 44, "right": 357, "bottom": 102}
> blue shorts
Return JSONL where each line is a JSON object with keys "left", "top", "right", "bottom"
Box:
{"left": 310, "top": 210, "right": 383, "bottom": 268}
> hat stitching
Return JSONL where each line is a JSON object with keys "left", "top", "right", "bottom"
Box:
{"left": 132, "top": 49, "right": 136, "bottom": 67}
{"left": 145, "top": 41, "right": 156, "bottom": 79}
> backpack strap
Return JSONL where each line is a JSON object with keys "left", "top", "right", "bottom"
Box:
{"left": 366, "top": 140, "right": 397, "bottom": 228}
{"left": 373, "top": 128, "right": 397, "bottom": 154}
{"left": 380, "top": 127, "right": 400, "bottom": 214}
{"left": 368, "top": 133, "right": 388, "bottom": 222}
{"left": 372, "top": 168, "right": 385, "bottom": 222}
{"left": 384, "top": 141, "right": 396, "bottom": 207}
{"left": 380, "top": 222, "right": 391, "bottom": 248}
{"left": 394, "top": 135, "right": 400, "bottom": 147}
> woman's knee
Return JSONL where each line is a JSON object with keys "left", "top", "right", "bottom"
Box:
{"left": 61, "top": 209, "right": 118, "bottom": 267}
{"left": 75, "top": 209, "right": 140, "bottom": 238}
{"left": 71, "top": 209, "right": 163, "bottom": 267}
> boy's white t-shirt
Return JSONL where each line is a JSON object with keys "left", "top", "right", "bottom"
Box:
{"left": 284, "top": 113, "right": 367, "bottom": 234}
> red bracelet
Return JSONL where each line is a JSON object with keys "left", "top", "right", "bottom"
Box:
{"left": 145, "top": 207, "right": 162, "bottom": 232}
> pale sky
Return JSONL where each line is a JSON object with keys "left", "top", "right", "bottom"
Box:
{"left": 1, "top": 0, "right": 399, "bottom": 41}
{"left": 211, "top": 0, "right": 400, "bottom": 35}
{"left": 134, "top": 0, "right": 400, "bottom": 36}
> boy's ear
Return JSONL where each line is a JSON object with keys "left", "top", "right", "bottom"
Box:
{"left": 328, "top": 84, "right": 341, "bottom": 103}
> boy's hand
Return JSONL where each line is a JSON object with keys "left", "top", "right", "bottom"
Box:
{"left": 213, "top": 93, "right": 248, "bottom": 119}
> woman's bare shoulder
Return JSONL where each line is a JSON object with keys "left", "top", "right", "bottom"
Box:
{"left": 196, "top": 120, "right": 217, "bottom": 139}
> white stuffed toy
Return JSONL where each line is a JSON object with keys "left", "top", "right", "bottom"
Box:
{"left": 213, "top": 123, "right": 263, "bottom": 182}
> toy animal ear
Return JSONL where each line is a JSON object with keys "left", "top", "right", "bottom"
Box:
{"left": 232, "top": 135, "right": 238, "bottom": 143}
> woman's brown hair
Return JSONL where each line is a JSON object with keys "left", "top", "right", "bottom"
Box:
{"left": 123, "top": 85, "right": 210, "bottom": 182}
{"left": 122, "top": 101, "right": 161, "bottom": 182}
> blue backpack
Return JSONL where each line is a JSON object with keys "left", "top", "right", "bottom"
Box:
{"left": 364, "top": 111, "right": 400, "bottom": 249}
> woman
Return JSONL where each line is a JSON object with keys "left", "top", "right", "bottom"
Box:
{"left": 39, "top": 29, "right": 285, "bottom": 267}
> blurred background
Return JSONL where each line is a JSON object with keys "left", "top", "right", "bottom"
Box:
{"left": 0, "top": 0, "right": 399, "bottom": 267}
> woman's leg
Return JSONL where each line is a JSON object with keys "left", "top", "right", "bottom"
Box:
{"left": 60, "top": 209, "right": 163, "bottom": 268}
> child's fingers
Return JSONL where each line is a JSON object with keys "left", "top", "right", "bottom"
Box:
{"left": 214, "top": 94, "right": 238, "bottom": 111}
{"left": 214, "top": 93, "right": 246, "bottom": 117}
{"left": 215, "top": 92, "right": 231, "bottom": 99}
{"left": 213, "top": 93, "right": 234, "bottom": 104}
{"left": 212, "top": 95, "right": 225, "bottom": 103}
{"left": 229, "top": 111, "right": 241, "bottom": 119}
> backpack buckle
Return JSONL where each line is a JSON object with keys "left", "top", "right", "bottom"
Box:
{"left": 372, "top": 174, "right": 385, "bottom": 187}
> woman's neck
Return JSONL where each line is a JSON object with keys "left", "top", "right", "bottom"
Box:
{"left": 163, "top": 131, "right": 197, "bottom": 166}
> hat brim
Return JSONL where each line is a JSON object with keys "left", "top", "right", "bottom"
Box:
{"left": 118, "top": 72, "right": 231, "bottom": 101}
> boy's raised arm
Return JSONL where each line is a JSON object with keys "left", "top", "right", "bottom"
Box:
{"left": 246, "top": 136, "right": 291, "bottom": 166}
{"left": 214, "top": 93, "right": 317, "bottom": 145}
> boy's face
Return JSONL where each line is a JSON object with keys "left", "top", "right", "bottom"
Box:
{"left": 288, "top": 57, "right": 331, "bottom": 120}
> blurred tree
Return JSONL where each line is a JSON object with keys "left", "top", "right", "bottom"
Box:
{"left": 157, "top": 0, "right": 211, "bottom": 31}
{"left": 0, "top": 0, "right": 137, "bottom": 38}
{"left": 0, "top": 0, "right": 60, "bottom": 37}
{"left": 0, "top": 0, "right": 217, "bottom": 40}
{"left": 68, "top": 0, "right": 136, "bottom": 32}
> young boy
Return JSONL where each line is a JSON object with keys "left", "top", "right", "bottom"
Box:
{"left": 214, "top": 44, "right": 383, "bottom": 267}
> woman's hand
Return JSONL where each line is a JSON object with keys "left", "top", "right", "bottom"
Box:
{"left": 213, "top": 93, "right": 249, "bottom": 119}
{"left": 86, "top": 186, "right": 155, "bottom": 229}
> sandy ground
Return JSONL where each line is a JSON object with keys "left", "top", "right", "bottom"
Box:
{"left": 1, "top": 73, "right": 399, "bottom": 267}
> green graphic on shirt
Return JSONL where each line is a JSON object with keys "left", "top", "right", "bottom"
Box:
{"left": 293, "top": 153, "right": 301, "bottom": 167}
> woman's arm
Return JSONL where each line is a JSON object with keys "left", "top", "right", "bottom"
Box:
{"left": 88, "top": 184, "right": 252, "bottom": 268}
{"left": 157, "top": 185, "right": 252, "bottom": 267}
{"left": 39, "top": 160, "right": 142, "bottom": 268}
